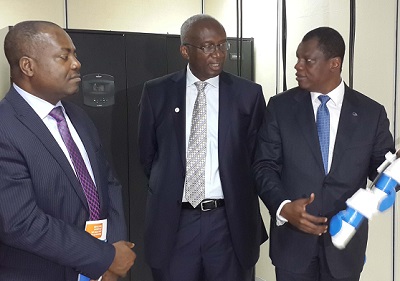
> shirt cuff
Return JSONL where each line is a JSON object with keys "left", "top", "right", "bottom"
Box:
{"left": 276, "top": 200, "right": 291, "bottom": 226}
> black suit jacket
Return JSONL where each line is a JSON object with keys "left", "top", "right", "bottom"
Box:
{"left": 138, "top": 69, "right": 268, "bottom": 269}
{"left": 0, "top": 87, "right": 126, "bottom": 280}
{"left": 254, "top": 85, "right": 394, "bottom": 278}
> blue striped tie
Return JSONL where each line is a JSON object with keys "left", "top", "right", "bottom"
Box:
{"left": 317, "top": 95, "right": 330, "bottom": 174}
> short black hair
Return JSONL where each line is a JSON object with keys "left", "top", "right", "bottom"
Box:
{"left": 180, "top": 14, "right": 224, "bottom": 44}
{"left": 302, "top": 27, "right": 345, "bottom": 62}
{"left": 4, "top": 20, "right": 59, "bottom": 69}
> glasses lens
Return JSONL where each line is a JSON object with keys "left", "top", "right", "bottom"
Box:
{"left": 203, "top": 45, "right": 215, "bottom": 54}
{"left": 202, "top": 42, "right": 230, "bottom": 54}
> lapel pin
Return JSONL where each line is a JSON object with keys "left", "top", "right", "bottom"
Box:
{"left": 352, "top": 112, "right": 358, "bottom": 117}
{"left": 175, "top": 107, "right": 180, "bottom": 113}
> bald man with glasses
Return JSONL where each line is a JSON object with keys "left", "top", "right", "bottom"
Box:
{"left": 138, "top": 14, "right": 268, "bottom": 281}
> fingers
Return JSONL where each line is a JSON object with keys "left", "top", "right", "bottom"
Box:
{"left": 109, "top": 240, "right": 136, "bottom": 278}
{"left": 297, "top": 213, "right": 328, "bottom": 235}
{"left": 124, "top": 241, "right": 135, "bottom": 249}
{"left": 306, "top": 213, "right": 327, "bottom": 225}
{"left": 306, "top": 193, "right": 315, "bottom": 205}
{"left": 101, "top": 270, "right": 119, "bottom": 281}
{"left": 281, "top": 195, "right": 328, "bottom": 236}
{"left": 298, "top": 223, "right": 327, "bottom": 236}
{"left": 300, "top": 193, "right": 315, "bottom": 207}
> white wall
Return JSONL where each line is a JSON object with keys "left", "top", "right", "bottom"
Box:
{"left": 0, "top": 0, "right": 64, "bottom": 27}
{"left": 395, "top": 5, "right": 400, "bottom": 281}
{"left": 0, "top": 1, "right": 398, "bottom": 281}
{"left": 355, "top": 2, "right": 397, "bottom": 280}
{"left": 0, "top": 26, "right": 10, "bottom": 97}
{"left": 67, "top": 0, "right": 200, "bottom": 34}
{"left": 206, "top": 0, "right": 277, "bottom": 99}
{"left": 0, "top": 0, "right": 65, "bottom": 98}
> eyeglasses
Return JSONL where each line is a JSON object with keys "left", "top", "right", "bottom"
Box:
{"left": 183, "top": 42, "right": 231, "bottom": 54}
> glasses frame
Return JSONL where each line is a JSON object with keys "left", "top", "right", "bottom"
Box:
{"left": 183, "top": 41, "right": 231, "bottom": 54}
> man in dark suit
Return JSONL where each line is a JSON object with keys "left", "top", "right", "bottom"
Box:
{"left": 254, "top": 27, "right": 394, "bottom": 281}
{"left": 0, "top": 21, "right": 136, "bottom": 281}
{"left": 138, "top": 14, "right": 267, "bottom": 281}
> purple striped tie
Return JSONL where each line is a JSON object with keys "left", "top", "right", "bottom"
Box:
{"left": 49, "top": 107, "right": 100, "bottom": 220}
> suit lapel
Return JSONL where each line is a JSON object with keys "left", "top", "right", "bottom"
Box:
{"left": 218, "top": 72, "right": 233, "bottom": 159}
{"left": 330, "top": 86, "right": 360, "bottom": 174}
{"left": 7, "top": 89, "right": 89, "bottom": 211}
{"left": 171, "top": 70, "right": 187, "bottom": 168}
{"left": 293, "top": 89, "right": 325, "bottom": 174}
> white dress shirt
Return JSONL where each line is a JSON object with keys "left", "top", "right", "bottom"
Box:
{"left": 182, "top": 66, "right": 224, "bottom": 201}
{"left": 276, "top": 80, "right": 345, "bottom": 225}
{"left": 13, "top": 83, "right": 97, "bottom": 184}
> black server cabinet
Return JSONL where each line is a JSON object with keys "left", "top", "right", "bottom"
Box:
{"left": 65, "top": 30, "right": 130, "bottom": 223}
{"left": 165, "top": 35, "right": 185, "bottom": 73}
{"left": 225, "top": 38, "right": 255, "bottom": 81}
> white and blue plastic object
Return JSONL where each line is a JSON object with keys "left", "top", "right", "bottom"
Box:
{"left": 329, "top": 150, "right": 399, "bottom": 249}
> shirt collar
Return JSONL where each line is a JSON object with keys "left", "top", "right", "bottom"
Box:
{"left": 13, "top": 83, "right": 63, "bottom": 120}
{"left": 310, "top": 80, "right": 344, "bottom": 107}
{"left": 186, "top": 65, "right": 219, "bottom": 89}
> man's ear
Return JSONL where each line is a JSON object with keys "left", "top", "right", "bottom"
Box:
{"left": 330, "top": 57, "right": 341, "bottom": 72}
{"left": 180, "top": 45, "right": 189, "bottom": 60}
{"left": 19, "top": 56, "right": 35, "bottom": 77}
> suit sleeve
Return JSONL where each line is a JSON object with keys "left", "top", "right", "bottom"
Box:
{"left": 138, "top": 82, "right": 157, "bottom": 178}
{"left": 0, "top": 130, "right": 115, "bottom": 279}
{"left": 253, "top": 97, "right": 289, "bottom": 217}
{"left": 103, "top": 151, "right": 127, "bottom": 244}
{"left": 368, "top": 104, "right": 395, "bottom": 182}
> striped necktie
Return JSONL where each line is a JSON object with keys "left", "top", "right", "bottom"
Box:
{"left": 49, "top": 106, "right": 101, "bottom": 220}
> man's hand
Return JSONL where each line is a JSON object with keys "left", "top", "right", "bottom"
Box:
{"left": 90, "top": 270, "right": 119, "bottom": 281}
{"left": 100, "top": 270, "right": 119, "bottom": 281}
{"left": 280, "top": 193, "right": 328, "bottom": 235}
{"left": 108, "top": 241, "right": 136, "bottom": 277}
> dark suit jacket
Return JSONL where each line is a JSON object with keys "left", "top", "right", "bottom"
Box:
{"left": 254, "top": 85, "right": 394, "bottom": 278}
{"left": 138, "top": 69, "right": 268, "bottom": 269}
{"left": 0, "top": 87, "right": 126, "bottom": 280}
